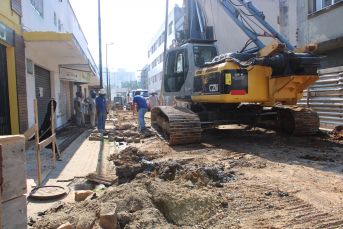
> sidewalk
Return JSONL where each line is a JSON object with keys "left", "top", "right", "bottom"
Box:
{"left": 26, "top": 129, "right": 102, "bottom": 220}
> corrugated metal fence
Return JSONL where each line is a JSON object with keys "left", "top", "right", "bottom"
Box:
{"left": 298, "top": 66, "right": 343, "bottom": 130}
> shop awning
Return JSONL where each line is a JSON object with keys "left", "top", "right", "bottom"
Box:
{"left": 22, "top": 32, "right": 99, "bottom": 85}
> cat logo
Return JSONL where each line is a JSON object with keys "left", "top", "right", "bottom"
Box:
{"left": 209, "top": 84, "right": 218, "bottom": 92}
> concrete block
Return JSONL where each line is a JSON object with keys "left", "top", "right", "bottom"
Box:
{"left": 99, "top": 202, "right": 117, "bottom": 229}
{"left": 75, "top": 190, "right": 94, "bottom": 201}
{"left": 57, "top": 222, "right": 75, "bottom": 229}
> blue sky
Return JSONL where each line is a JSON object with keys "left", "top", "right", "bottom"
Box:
{"left": 69, "top": 0, "right": 183, "bottom": 74}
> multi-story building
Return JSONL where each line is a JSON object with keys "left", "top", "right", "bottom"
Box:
{"left": 147, "top": 4, "right": 184, "bottom": 95}
{"left": 109, "top": 68, "right": 136, "bottom": 88}
{"left": 21, "top": 0, "right": 99, "bottom": 129}
{"left": 139, "top": 65, "right": 148, "bottom": 90}
{"left": 297, "top": 0, "right": 343, "bottom": 129}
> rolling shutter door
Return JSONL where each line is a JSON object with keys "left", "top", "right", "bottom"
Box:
{"left": 34, "top": 65, "right": 51, "bottom": 126}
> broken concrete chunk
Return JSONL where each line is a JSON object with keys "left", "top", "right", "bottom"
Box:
{"left": 51, "top": 202, "right": 64, "bottom": 212}
{"left": 126, "top": 137, "right": 133, "bottom": 143}
{"left": 139, "top": 135, "right": 145, "bottom": 139}
{"left": 75, "top": 190, "right": 94, "bottom": 201}
{"left": 133, "top": 138, "right": 140, "bottom": 143}
{"left": 109, "top": 137, "right": 115, "bottom": 142}
{"left": 76, "top": 215, "right": 96, "bottom": 229}
{"left": 99, "top": 202, "right": 118, "bottom": 229}
{"left": 57, "top": 222, "right": 75, "bottom": 229}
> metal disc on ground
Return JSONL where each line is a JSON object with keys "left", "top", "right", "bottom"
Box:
{"left": 29, "top": 186, "right": 67, "bottom": 200}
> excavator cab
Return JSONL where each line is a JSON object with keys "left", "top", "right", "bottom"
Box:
{"left": 162, "top": 40, "right": 218, "bottom": 101}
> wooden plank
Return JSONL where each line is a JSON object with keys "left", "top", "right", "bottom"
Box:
{"left": 23, "top": 124, "right": 37, "bottom": 142}
{"left": 116, "top": 109, "right": 122, "bottom": 129}
{"left": 34, "top": 99, "right": 42, "bottom": 186}
{"left": 51, "top": 101, "right": 56, "bottom": 168}
{"left": 1, "top": 195, "right": 27, "bottom": 229}
{"left": 38, "top": 134, "right": 55, "bottom": 151}
{"left": 0, "top": 136, "right": 26, "bottom": 202}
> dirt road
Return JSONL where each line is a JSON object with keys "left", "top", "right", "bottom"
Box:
{"left": 34, "top": 112, "right": 343, "bottom": 228}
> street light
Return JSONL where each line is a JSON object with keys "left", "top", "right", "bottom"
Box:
{"left": 106, "top": 43, "right": 114, "bottom": 101}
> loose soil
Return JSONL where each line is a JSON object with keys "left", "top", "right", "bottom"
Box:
{"left": 33, "top": 112, "right": 343, "bottom": 228}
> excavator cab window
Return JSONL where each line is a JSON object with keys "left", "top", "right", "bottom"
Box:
{"left": 193, "top": 46, "right": 217, "bottom": 67}
{"left": 164, "top": 49, "right": 188, "bottom": 92}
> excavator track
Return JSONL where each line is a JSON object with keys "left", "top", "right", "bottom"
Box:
{"left": 151, "top": 106, "right": 201, "bottom": 145}
{"left": 273, "top": 106, "right": 320, "bottom": 135}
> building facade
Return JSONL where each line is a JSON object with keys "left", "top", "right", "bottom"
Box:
{"left": 109, "top": 68, "right": 136, "bottom": 89}
{"left": 147, "top": 4, "right": 184, "bottom": 95}
{"left": 139, "top": 65, "right": 148, "bottom": 90}
{"left": 21, "top": 0, "right": 99, "bottom": 129}
{"left": 297, "top": 0, "right": 343, "bottom": 129}
{"left": 0, "top": 0, "right": 23, "bottom": 135}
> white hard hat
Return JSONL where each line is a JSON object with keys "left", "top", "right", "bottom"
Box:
{"left": 151, "top": 89, "right": 156, "bottom": 93}
{"left": 99, "top": 89, "right": 106, "bottom": 95}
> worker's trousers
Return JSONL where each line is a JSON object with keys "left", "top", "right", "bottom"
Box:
{"left": 138, "top": 108, "right": 148, "bottom": 130}
{"left": 90, "top": 110, "right": 96, "bottom": 127}
{"left": 76, "top": 110, "right": 84, "bottom": 125}
{"left": 97, "top": 112, "right": 106, "bottom": 130}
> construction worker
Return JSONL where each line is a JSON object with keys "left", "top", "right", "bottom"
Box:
{"left": 149, "top": 89, "right": 159, "bottom": 109}
{"left": 87, "top": 90, "right": 97, "bottom": 128}
{"left": 133, "top": 91, "right": 148, "bottom": 133}
{"left": 96, "top": 89, "right": 108, "bottom": 130}
{"left": 74, "top": 91, "right": 84, "bottom": 126}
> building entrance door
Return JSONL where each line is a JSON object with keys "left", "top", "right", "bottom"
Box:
{"left": 0, "top": 43, "right": 11, "bottom": 135}
{"left": 34, "top": 65, "right": 51, "bottom": 126}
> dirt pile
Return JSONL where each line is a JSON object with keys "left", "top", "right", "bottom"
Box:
{"left": 34, "top": 175, "right": 220, "bottom": 229}
{"left": 108, "top": 147, "right": 139, "bottom": 166}
{"left": 330, "top": 125, "right": 343, "bottom": 140}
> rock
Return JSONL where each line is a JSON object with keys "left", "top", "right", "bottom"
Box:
{"left": 139, "top": 135, "right": 145, "bottom": 139}
{"left": 76, "top": 215, "right": 96, "bottom": 229}
{"left": 51, "top": 202, "right": 64, "bottom": 212}
{"left": 124, "top": 137, "right": 127, "bottom": 142}
{"left": 126, "top": 137, "right": 133, "bottom": 143}
{"left": 95, "top": 184, "right": 106, "bottom": 190}
{"left": 115, "top": 137, "right": 124, "bottom": 142}
{"left": 184, "top": 180, "right": 194, "bottom": 187}
{"left": 109, "top": 137, "right": 115, "bottom": 142}
{"left": 133, "top": 138, "right": 140, "bottom": 143}
{"left": 57, "top": 222, "right": 75, "bottom": 229}
{"left": 103, "top": 136, "right": 109, "bottom": 139}
{"left": 99, "top": 202, "right": 118, "bottom": 229}
{"left": 75, "top": 190, "right": 94, "bottom": 201}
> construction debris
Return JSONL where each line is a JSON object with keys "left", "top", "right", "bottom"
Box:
{"left": 329, "top": 125, "right": 343, "bottom": 140}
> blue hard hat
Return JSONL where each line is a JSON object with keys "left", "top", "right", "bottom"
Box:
{"left": 91, "top": 90, "right": 97, "bottom": 95}
{"left": 76, "top": 91, "right": 82, "bottom": 95}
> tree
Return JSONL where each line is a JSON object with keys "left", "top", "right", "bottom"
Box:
{"left": 121, "top": 81, "right": 139, "bottom": 89}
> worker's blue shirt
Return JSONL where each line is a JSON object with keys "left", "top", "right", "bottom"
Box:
{"left": 96, "top": 96, "right": 107, "bottom": 112}
{"left": 133, "top": 95, "right": 148, "bottom": 109}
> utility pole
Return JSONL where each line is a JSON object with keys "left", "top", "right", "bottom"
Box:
{"left": 279, "top": 0, "right": 289, "bottom": 42}
{"left": 160, "top": 0, "right": 168, "bottom": 106}
{"left": 98, "top": 0, "right": 103, "bottom": 88}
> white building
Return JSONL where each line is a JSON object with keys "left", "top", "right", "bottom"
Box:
{"left": 109, "top": 68, "right": 136, "bottom": 88}
{"left": 21, "top": 0, "right": 99, "bottom": 128}
{"left": 147, "top": 4, "right": 184, "bottom": 95}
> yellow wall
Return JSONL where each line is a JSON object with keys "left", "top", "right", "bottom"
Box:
{"left": 0, "top": 0, "right": 21, "bottom": 35}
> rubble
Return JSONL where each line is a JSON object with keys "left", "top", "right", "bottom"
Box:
{"left": 75, "top": 190, "right": 94, "bottom": 202}
{"left": 57, "top": 222, "right": 74, "bottom": 229}
{"left": 99, "top": 202, "right": 118, "bottom": 229}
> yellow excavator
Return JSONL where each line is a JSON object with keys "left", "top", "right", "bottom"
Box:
{"left": 151, "top": 0, "right": 321, "bottom": 145}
